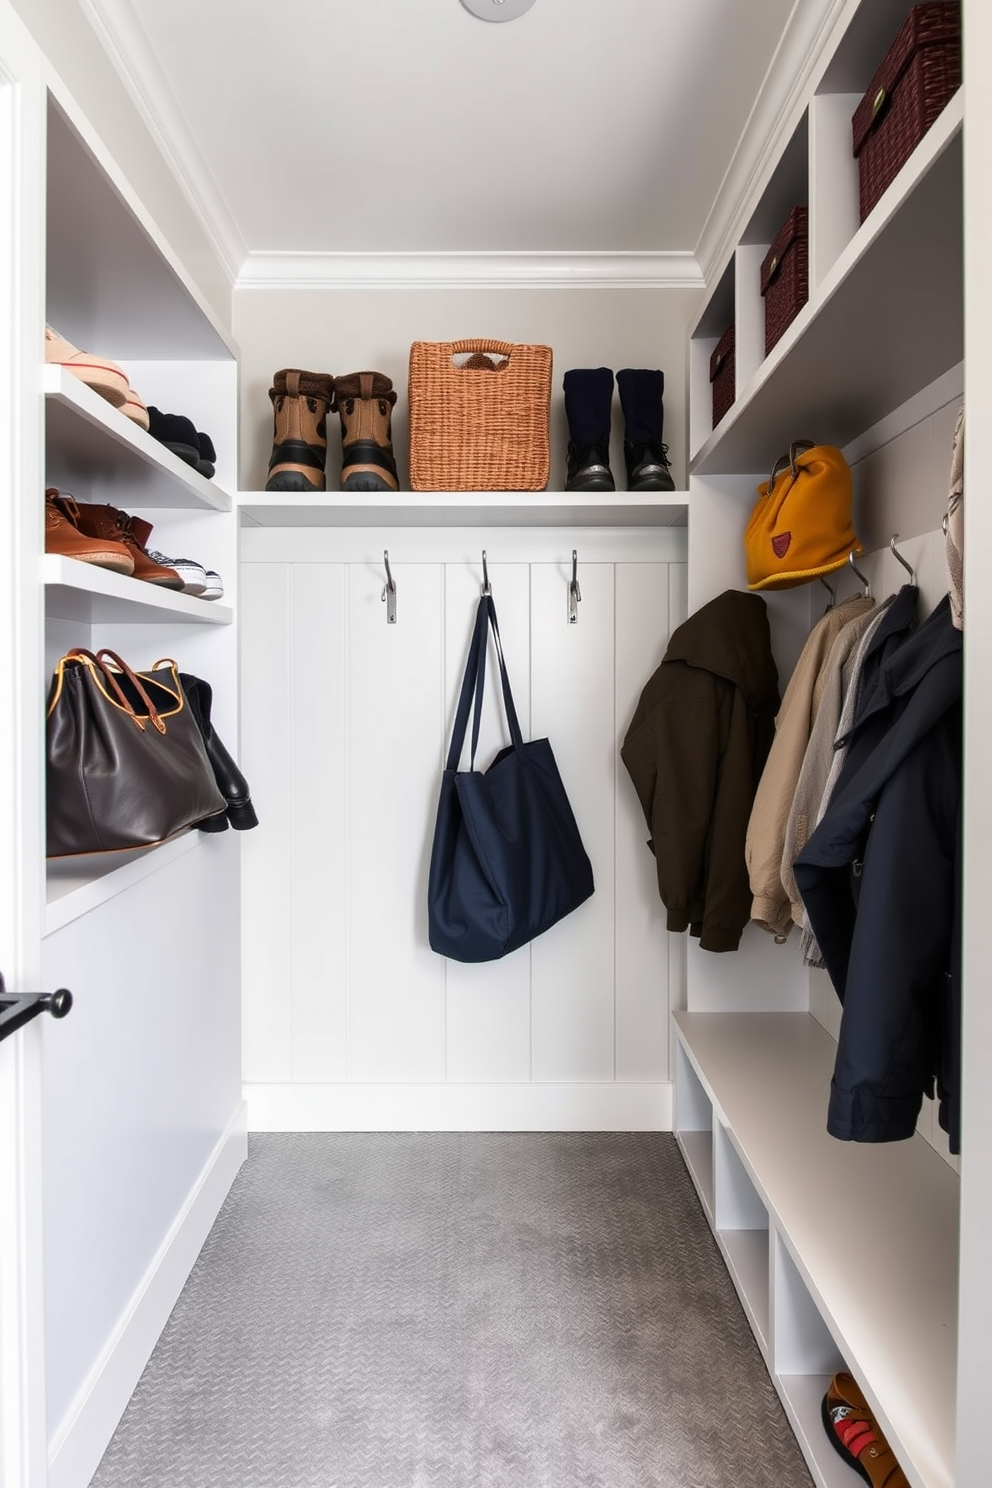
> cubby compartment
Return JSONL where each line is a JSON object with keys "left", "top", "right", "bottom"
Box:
{"left": 674, "top": 1039, "right": 714, "bottom": 1219}
{"left": 688, "top": 256, "right": 735, "bottom": 458}
{"left": 714, "top": 1123, "right": 770, "bottom": 1354}
{"left": 736, "top": 112, "right": 809, "bottom": 387}
{"left": 772, "top": 1236, "right": 851, "bottom": 1488}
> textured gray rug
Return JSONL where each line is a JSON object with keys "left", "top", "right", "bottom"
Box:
{"left": 91, "top": 1133, "right": 813, "bottom": 1487}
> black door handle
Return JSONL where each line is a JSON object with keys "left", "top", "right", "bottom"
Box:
{"left": 0, "top": 972, "right": 73, "bottom": 1044}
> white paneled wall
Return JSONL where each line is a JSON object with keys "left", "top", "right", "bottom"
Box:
{"left": 240, "top": 527, "right": 686, "bottom": 1129}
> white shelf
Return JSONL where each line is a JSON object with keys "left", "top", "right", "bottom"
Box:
{"left": 44, "top": 367, "right": 232, "bottom": 513}
{"left": 237, "top": 490, "right": 689, "bottom": 529}
{"left": 45, "top": 96, "right": 233, "bottom": 360}
{"left": 43, "top": 554, "right": 233, "bottom": 625}
{"left": 45, "top": 831, "right": 203, "bottom": 936}
{"left": 691, "top": 90, "right": 963, "bottom": 475}
{"left": 674, "top": 1012, "right": 958, "bottom": 1488}
{"left": 777, "top": 1374, "right": 857, "bottom": 1488}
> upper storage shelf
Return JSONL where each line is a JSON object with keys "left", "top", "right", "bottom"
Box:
{"left": 237, "top": 491, "right": 689, "bottom": 529}
{"left": 690, "top": 82, "right": 962, "bottom": 476}
{"left": 45, "top": 96, "right": 234, "bottom": 362}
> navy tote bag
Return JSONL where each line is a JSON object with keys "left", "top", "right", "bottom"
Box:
{"left": 428, "top": 594, "right": 594, "bottom": 962}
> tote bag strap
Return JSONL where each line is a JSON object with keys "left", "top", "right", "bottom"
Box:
{"left": 445, "top": 595, "right": 527, "bottom": 771}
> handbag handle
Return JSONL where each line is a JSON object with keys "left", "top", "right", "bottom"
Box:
{"left": 446, "top": 596, "right": 526, "bottom": 772}
{"left": 65, "top": 647, "right": 167, "bottom": 735}
{"left": 768, "top": 439, "right": 817, "bottom": 489}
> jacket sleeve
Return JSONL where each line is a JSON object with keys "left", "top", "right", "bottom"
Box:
{"left": 621, "top": 665, "right": 722, "bottom": 935}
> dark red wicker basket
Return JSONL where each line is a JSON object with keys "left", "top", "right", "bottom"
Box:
{"left": 760, "top": 207, "right": 808, "bottom": 356}
{"left": 709, "top": 324, "right": 735, "bottom": 428}
{"left": 852, "top": 2, "right": 961, "bottom": 224}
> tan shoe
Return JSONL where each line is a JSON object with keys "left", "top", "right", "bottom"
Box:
{"left": 45, "top": 490, "right": 135, "bottom": 574}
{"left": 70, "top": 504, "right": 184, "bottom": 589}
{"left": 122, "top": 387, "right": 150, "bottom": 430}
{"left": 822, "top": 1372, "right": 909, "bottom": 1487}
{"left": 45, "top": 326, "right": 129, "bottom": 408}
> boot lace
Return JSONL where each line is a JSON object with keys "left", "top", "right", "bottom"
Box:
{"left": 628, "top": 440, "right": 671, "bottom": 469}
{"left": 569, "top": 440, "right": 611, "bottom": 470}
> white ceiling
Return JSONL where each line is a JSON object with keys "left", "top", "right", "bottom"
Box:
{"left": 86, "top": 0, "right": 802, "bottom": 275}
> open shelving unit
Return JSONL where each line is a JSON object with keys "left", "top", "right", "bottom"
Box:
{"left": 675, "top": 1013, "right": 958, "bottom": 1488}
{"left": 679, "top": 4, "right": 966, "bottom": 1486}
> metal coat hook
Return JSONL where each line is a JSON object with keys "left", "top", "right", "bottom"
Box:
{"left": 819, "top": 575, "right": 836, "bottom": 611}
{"left": 381, "top": 550, "right": 396, "bottom": 624}
{"left": 568, "top": 549, "right": 582, "bottom": 624}
{"left": 481, "top": 550, "right": 492, "bottom": 597}
{"left": 889, "top": 533, "right": 916, "bottom": 584}
{"left": 848, "top": 549, "right": 872, "bottom": 598}
{"left": 942, "top": 512, "right": 950, "bottom": 537}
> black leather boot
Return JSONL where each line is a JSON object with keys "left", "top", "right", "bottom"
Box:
{"left": 179, "top": 673, "right": 259, "bottom": 832}
{"left": 563, "top": 367, "right": 615, "bottom": 491}
{"left": 616, "top": 368, "right": 675, "bottom": 491}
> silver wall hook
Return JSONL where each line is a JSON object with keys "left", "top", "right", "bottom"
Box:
{"left": 819, "top": 575, "right": 836, "bottom": 611}
{"left": 848, "top": 549, "right": 872, "bottom": 598}
{"left": 381, "top": 550, "right": 397, "bottom": 624}
{"left": 889, "top": 534, "right": 916, "bottom": 584}
{"left": 481, "top": 550, "right": 492, "bottom": 597}
{"left": 568, "top": 549, "right": 581, "bottom": 624}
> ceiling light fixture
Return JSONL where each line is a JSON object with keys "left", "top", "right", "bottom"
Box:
{"left": 460, "top": 0, "right": 537, "bottom": 22}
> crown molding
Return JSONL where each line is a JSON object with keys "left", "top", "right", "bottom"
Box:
{"left": 80, "top": 0, "right": 248, "bottom": 286}
{"left": 694, "top": 0, "right": 852, "bottom": 287}
{"left": 237, "top": 251, "right": 704, "bottom": 291}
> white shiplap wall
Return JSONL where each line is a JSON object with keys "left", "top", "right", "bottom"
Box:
{"left": 239, "top": 526, "right": 687, "bottom": 1130}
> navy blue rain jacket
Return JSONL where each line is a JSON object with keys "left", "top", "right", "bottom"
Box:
{"left": 793, "top": 597, "right": 962, "bottom": 1151}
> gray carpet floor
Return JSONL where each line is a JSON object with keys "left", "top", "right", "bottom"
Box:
{"left": 91, "top": 1133, "right": 814, "bottom": 1487}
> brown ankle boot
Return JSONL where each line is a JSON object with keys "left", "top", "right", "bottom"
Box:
{"left": 71, "top": 503, "right": 184, "bottom": 589}
{"left": 334, "top": 371, "right": 398, "bottom": 493}
{"left": 265, "top": 369, "right": 334, "bottom": 492}
{"left": 45, "top": 489, "right": 135, "bottom": 574}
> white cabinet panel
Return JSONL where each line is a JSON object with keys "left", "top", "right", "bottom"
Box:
{"left": 240, "top": 562, "right": 294, "bottom": 1080}
{"left": 346, "top": 562, "right": 446, "bottom": 1082}
{"left": 530, "top": 562, "right": 616, "bottom": 1082}
{"left": 614, "top": 563, "right": 674, "bottom": 1082}
{"left": 443, "top": 561, "right": 533, "bottom": 1083}
{"left": 289, "top": 566, "right": 348, "bottom": 1081}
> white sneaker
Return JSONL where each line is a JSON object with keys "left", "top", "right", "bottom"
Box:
{"left": 201, "top": 570, "right": 224, "bottom": 602}
{"left": 145, "top": 549, "right": 207, "bottom": 596}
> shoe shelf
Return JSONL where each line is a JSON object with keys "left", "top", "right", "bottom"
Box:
{"left": 237, "top": 491, "right": 688, "bottom": 529}
{"left": 43, "top": 554, "right": 233, "bottom": 626}
{"left": 674, "top": 1011, "right": 958, "bottom": 1488}
{"left": 690, "top": 87, "right": 963, "bottom": 477}
{"left": 45, "top": 830, "right": 203, "bottom": 937}
{"left": 44, "top": 368, "right": 231, "bottom": 514}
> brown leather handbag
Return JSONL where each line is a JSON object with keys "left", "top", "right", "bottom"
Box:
{"left": 46, "top": 648, "right": 227, "bottom": 857}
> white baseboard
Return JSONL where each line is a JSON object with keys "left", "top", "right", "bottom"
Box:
{"left": 47, "top": 1102, "right": 248, "bottom": 1488}
{"left": 244, "top": 1082, "right": 673, "bottom": 1133}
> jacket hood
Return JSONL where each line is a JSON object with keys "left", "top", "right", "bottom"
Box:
{"left": 664, "top": 590, "right": 778, "bottom": 710}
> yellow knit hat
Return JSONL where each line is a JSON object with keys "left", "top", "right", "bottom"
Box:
{"left": 745, "top": 442, "right": 861, "bottom": 591}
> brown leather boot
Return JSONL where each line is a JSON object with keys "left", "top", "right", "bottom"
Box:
{"left": 71, "top": 503, "right": 183, "bottom": 589}
{"left": 822, "top": 1372, "right": 909, "bottom": 1487}
{"left": 265, "top": 368, "right": 334, "bottom": 492}
{"left": 334, "top": 371, "right": 399, "bottom": 492}
{"left": 45, "top": 489, "right": 135, "bottom": 574}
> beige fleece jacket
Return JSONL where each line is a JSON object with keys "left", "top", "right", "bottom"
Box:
{"left": 745, "top": 594, "right": 875, "bottom": 940}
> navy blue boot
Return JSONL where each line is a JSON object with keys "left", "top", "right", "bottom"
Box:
{"left": 563, "top": 367, "right": 615, "bottom": 491}
{"left": 617, "top": 368, "right": 675, "bottom": 491}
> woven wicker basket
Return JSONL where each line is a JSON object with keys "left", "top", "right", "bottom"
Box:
{"left": 408, "top": 339, "right": 552, "bottom": 492}
{"left": 852, "top": 2, "right": 961, "bottom": 224}
{"left": 761, "top": 206, "right": 809, "bottom": 356}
